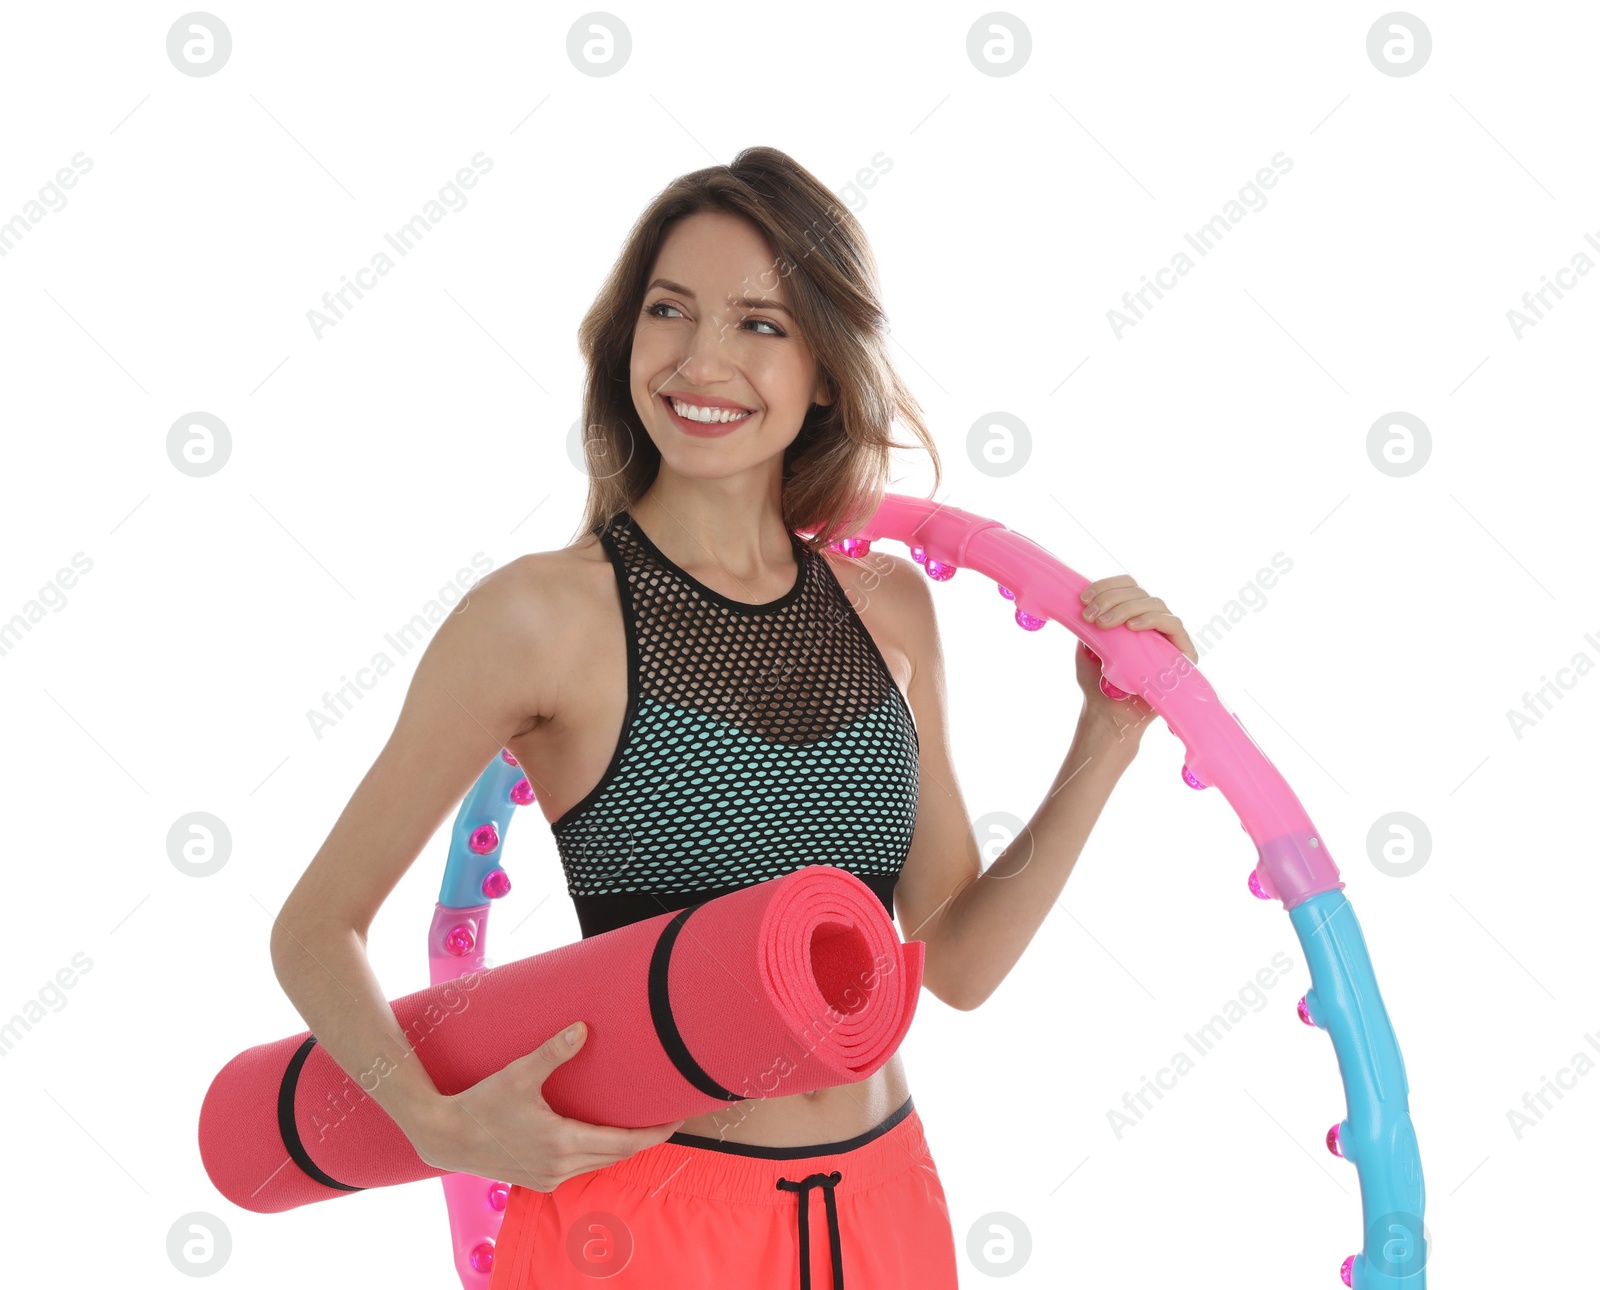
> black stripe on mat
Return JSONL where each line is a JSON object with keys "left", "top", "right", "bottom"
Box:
{"left": 277, "top": 1034, "right": 364, "bottom": 1193}
{"left": 649, "top": 904, "right": 742, "bottom": 1103}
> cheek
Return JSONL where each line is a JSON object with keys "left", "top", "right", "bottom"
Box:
{"left": 747, "top": 354, "right": 811, "bottom": 401}
{"left": 630, "top": 324, "right": 677, "bottom": 375}
{"left": 627, "top": 333, "right": 653, "bottom": 379}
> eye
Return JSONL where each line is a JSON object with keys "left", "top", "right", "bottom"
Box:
{"left": 642, "top": 301, "right": 785, "bottom": 337}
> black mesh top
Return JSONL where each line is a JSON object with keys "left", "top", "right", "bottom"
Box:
{"left": 551, "top": 510, "right": 921, "bottom": 939}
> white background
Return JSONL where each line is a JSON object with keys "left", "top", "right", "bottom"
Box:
{"left": 1, "top": 2, "right": 1595, "bottom": 1286}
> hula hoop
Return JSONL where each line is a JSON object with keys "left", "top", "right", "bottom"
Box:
{"left": 426, "top": 493, "right": 1427, "bottom": 1288}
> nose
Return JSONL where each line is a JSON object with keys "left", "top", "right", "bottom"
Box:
{"left": 671, "top": 310, "right": 743, "bottom": 385}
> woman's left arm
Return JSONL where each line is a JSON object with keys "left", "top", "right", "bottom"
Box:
{"left": 893, "top": 568, "right": 1197, "bottom": 1012}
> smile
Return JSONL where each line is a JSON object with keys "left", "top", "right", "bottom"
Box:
{"left": 663, "top": 395, "right": 753, "bottom": 424}
{"left": 660, "top": 393, "right": 756, "bottom": 437}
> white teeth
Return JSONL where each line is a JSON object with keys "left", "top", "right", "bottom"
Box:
{"left": 669, "top": 397, "right": 751, "bottom": 424}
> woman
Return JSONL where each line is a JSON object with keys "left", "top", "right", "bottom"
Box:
{"left": 270, "top": 146, "right": 1195, "bottom": 1288}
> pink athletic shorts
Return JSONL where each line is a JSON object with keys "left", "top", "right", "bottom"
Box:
{"left": 487, "top": 1095, "right": 959, "bottom": 1288}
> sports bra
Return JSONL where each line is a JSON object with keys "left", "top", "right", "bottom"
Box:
{"left": 550, "top": 509, "right": 921, "bottom": 939}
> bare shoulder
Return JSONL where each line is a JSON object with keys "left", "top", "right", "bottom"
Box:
{"left": 468, "top": 530, "right": 614, "bottom": 730}
{"left": 482, "top": 529, "right": 608, "bottom": 618}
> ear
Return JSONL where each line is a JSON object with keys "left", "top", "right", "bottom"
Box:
{"left": 812, "top": 371, "right": 837, "bottom": 408}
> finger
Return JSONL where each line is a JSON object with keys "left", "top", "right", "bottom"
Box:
{"left": 1080, "top": 587, "right": 1142, "bottom": 620}
{"left": 559, "top": 1123, "right": 687, "bottom": 1174}
{"left": 1123, "top": 609, "right": 1181, "bottom": 638}
{"left": 558, "top": 1121, "right": 674, "bottom": 1158}
{"left": 1085, "top": 591, "right": 1161, "bottom": 626}
{"left": 575, "top": 1117, "right": 694, "bottom": 1157}
{"left": 1126, "top": 613, "right": 1198, "bottom": 663}
{"left": 1080, "top": 575, "right": 1138, "bottom": 601}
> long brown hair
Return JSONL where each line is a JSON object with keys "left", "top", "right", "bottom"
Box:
{"left": 569, "top": 145, "right": 941, "bottom": 553}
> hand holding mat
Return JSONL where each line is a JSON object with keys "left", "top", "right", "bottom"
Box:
{"left": 407, "top": 1016, "right": 687, "bottom": 1194}
{"left": 199, "top": 864, "right": 923, "bottom": 1213}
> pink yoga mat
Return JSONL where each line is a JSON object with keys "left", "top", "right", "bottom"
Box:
{"left": 199, "top": 865, "right": 924, "bottom": 1213}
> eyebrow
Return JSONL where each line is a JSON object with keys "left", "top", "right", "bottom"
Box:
{"left": 645, "top": 277, "right": 793, "bottom": 316}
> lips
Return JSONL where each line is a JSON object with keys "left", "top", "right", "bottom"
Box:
{"left": 662, "top": 391, "right": 753, "bottom": 413}
{"left": 660, "top": 393, "right": 757, "bottom": 437}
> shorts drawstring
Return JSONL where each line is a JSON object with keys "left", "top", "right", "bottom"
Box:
{"left": 775, "top": 1169, "right": 844, "bottom": 1289}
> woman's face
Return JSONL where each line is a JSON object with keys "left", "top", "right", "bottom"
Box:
{"left": 630, "top": 210, "right": 833, "bottom": 479}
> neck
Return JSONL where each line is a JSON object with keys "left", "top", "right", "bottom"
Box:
{"left": 631, "top": 485, "right": 794, "bottom": 584}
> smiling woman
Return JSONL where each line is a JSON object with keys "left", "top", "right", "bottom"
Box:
{"left": 269, "top": 145, "right": 963, "bottom": 1290}
{"left": 481, "top": 147, "right": 960, "bottom": 1289}
{"left": 569, "top": 146, "right": 941, "bottom": 554}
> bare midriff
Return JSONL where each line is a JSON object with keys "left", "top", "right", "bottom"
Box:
{"left": 671, "top": 1055, "right": 912, "bottom": 1145}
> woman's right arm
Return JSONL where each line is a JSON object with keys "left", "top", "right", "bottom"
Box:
{"left": 268, "top": 556, "right": 683, "bottom": 1190}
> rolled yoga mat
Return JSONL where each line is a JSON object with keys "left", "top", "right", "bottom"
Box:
{"left": 200, "top": 864, "right": 925, "bottom": 1214}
